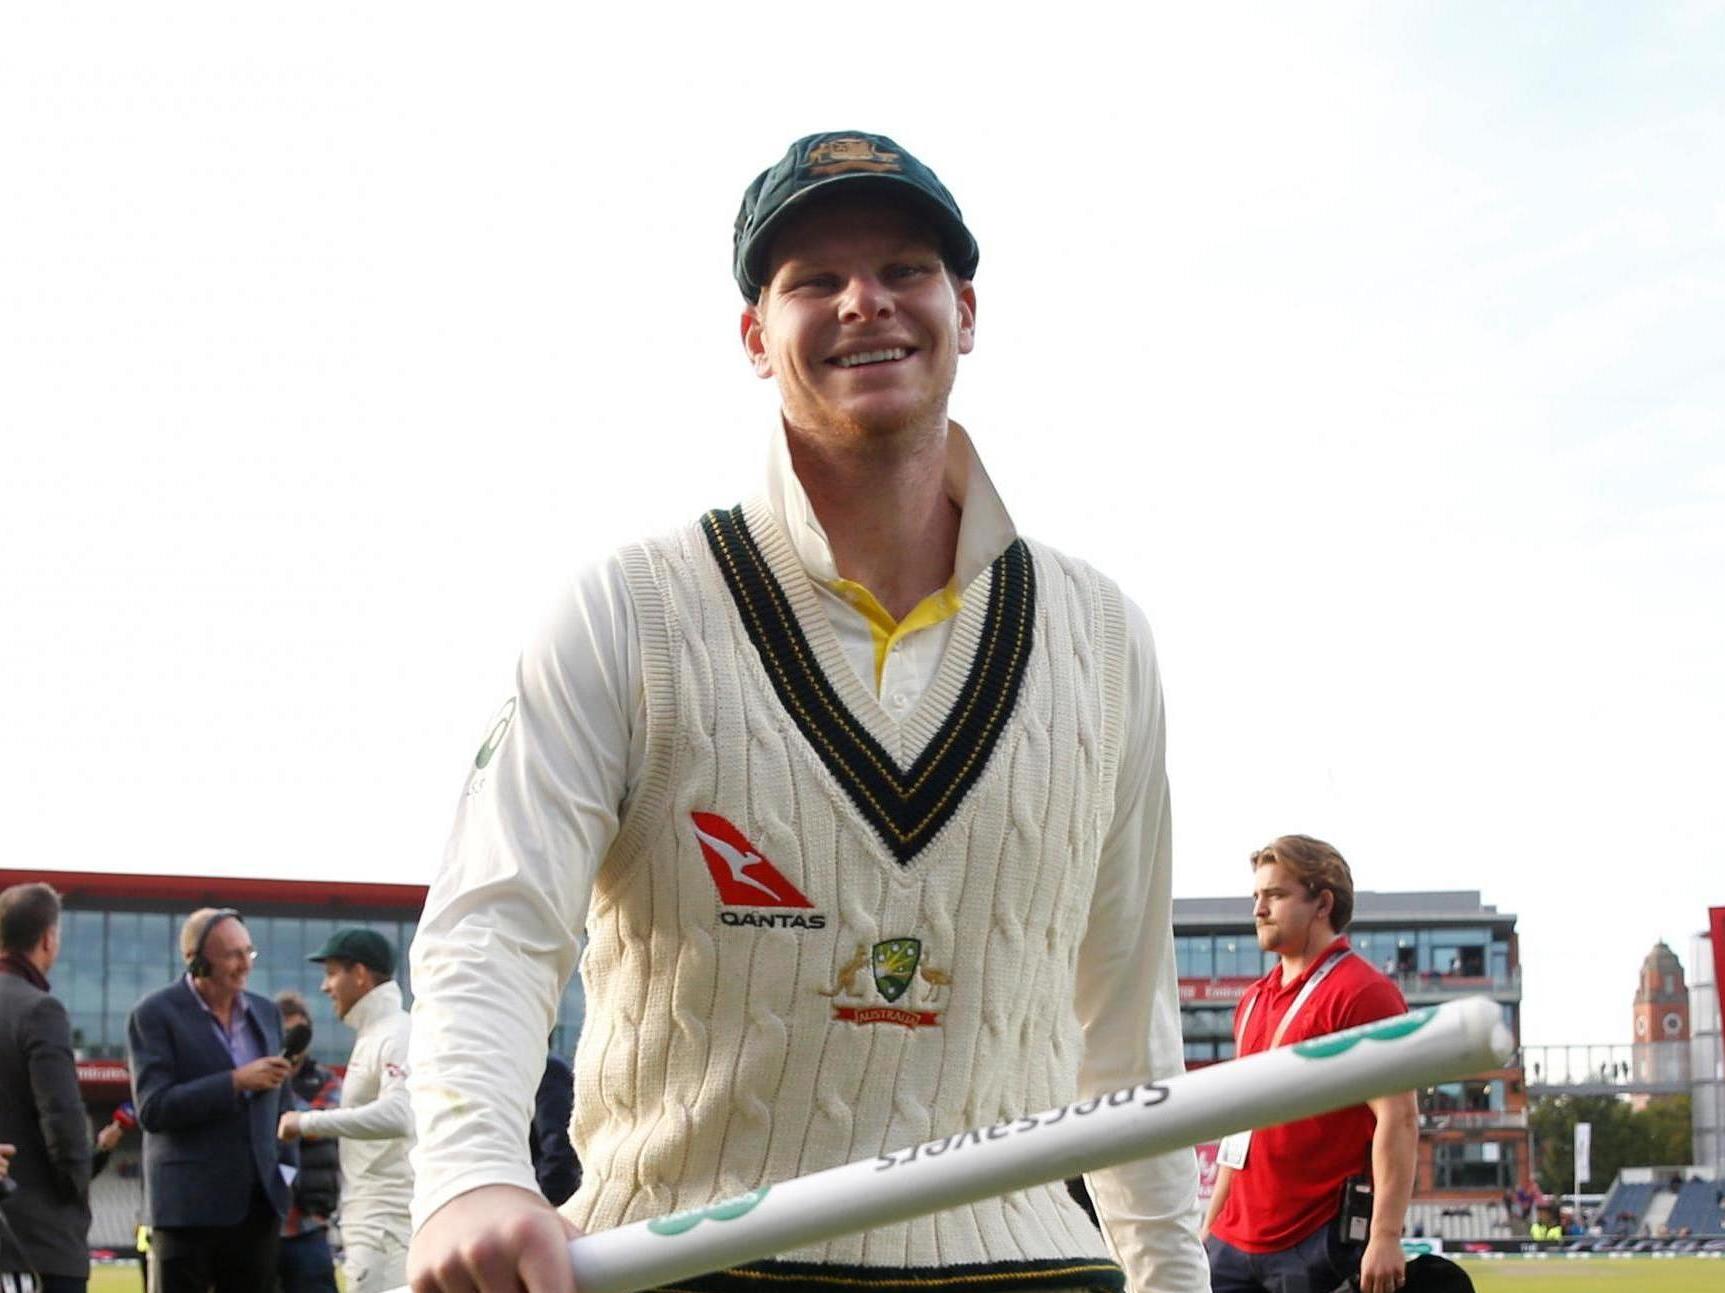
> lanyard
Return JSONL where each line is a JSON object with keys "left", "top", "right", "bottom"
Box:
{"left": 1235, "top": 947, "right": 1352, "bottom": 1051}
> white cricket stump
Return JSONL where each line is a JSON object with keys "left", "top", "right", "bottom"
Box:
{"left": 394, "top": 994, "right": 1513, "bottom": 1293}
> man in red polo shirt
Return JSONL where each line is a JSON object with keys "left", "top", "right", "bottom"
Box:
{"left": 1200, "top": 836, "right": 1419, "bottom": 1293}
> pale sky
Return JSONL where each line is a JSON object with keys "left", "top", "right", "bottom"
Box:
{"left": 3, "top": 4, "right": 1720, "bottom": 1051}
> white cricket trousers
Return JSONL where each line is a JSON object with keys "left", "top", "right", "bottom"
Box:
{"left": 343, "top": 1232, "right": 408, "bottom": 1293}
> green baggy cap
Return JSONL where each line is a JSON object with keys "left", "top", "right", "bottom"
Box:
{"left": 733, "top": 131, "right": 979, "bottom": 300}
{"left": 307, "top": 927, "right": 395, "bottom": 977}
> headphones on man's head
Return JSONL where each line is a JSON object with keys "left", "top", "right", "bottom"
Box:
{"left": 187, "top": 908, "right": 244, "bottom": 978}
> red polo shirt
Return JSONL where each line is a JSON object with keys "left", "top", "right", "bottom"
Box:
{"left": 1209, "top": 936, "right": 1407, "bottom": 1252}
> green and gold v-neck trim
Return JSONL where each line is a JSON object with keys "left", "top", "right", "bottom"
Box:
{"left": 700, "top": 502, "right": 1036, "bottom": 865}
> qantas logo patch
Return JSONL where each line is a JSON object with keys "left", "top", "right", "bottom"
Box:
{"left": 691, "top": 812, "right": 825, "bottom": 928}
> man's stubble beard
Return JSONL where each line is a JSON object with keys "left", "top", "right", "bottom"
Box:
{"left": 782, "top": 342, "right": 960, "bottom": 453}
{"left": 832, "top": 403, "right": 946, "bottom": 450}
{"left": 789, "top": 379, "right": 955, "bottom": 457}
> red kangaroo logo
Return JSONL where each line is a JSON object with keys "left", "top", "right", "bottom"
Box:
{"left": 690, "top": 813, "right": 814, "bottom": 909}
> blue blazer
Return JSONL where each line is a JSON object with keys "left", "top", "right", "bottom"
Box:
{"left": 126, "top": 978, "right": 297, "bottom": 1228}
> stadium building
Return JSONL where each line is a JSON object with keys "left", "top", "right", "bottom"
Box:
{"left": 0, "top": 867, "right": 585, "bottom": 1250}
{"left": 1174, "top": 888, "right": 1530, "bottom": 1221}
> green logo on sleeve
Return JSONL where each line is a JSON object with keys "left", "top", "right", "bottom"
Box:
{"left": 1292, "top": 1007, "right": 1437, "bottom": 1059}
{"left": 646, "top": 1187, "right": 770, "bottom": 1236}
{"left": 474, "top": 697, "right": 517, "bottom": 770}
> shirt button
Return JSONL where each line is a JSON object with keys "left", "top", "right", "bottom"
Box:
{"left": 890, "top": 692, "right": 909, "bottom": 711}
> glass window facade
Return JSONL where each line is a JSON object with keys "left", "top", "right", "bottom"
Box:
{"left": 1174, "top": 935, "right": 1274, "bottom": 981}
{"left": 1348, "top": 927, "right": 1511, "bottom": 982}
{"left": 1432, "top": 1139, "right": 1518, "bottom": 1189}
{"left": 1175, "top": 935, "right": 1213, "bottom": 979}
{"left": 57, "top": 909, "right": 167, "bottom": 1057}
{"left": 55, "top": 905, "right": 587, "bottom": 1069}
{"left": 1423, "top": 1079, "right": 1505, "bottom": 1114}
{"left": 1184, "top": 1038, "right": 1236, "bottom": 1064}
{"left": 1213, "top": 937, "right": 1259, "bottom": 979}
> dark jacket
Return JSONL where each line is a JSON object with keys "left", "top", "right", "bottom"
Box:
{"left": 287, "top": 1057, "right": 343, "bottom": 1224}
{"left": 126, "top": 978, "right": 297, "bottom": 1228}
{"left": 529, "top": 1053, "right": 579, "bottom": 1207}
{"left": 0, "top": 964, "right": 92, "bottom": 1278}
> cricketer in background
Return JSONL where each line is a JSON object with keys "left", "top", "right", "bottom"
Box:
{"left": 281, "top": 928, "right": 414, "bottom": 1293}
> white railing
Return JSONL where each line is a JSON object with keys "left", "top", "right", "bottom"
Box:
{"left": 1418, "top": 1108, "right": 1529, "bottom": 1130}
{"left": 1522, "top": 1041, "right": 1690, "bottom": 1088}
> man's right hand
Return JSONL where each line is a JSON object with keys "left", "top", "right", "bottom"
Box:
{"left": 0, "top": 1142, "right": 14, "bottom": 1179}
{"left": 232, "top": 1056, "right": 293, "bottom": 1092}
{"left": 409, "top": 1184, "right": 583, "bottom": 1293}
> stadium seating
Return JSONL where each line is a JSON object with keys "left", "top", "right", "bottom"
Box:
{"left": 89, "top": 1154, "right": 145, "bottom": 1247}
{"left": 1665, "top": 1178, "right": 1725, "bottom": 1235}
{"left": 1403, "top": 1201, "right": 1512, "bottom": 1240}
{"left": 1594, "top": 1180, "right": 1656, "bottom": 1234}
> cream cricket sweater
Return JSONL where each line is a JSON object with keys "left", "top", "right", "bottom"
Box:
{"left": 561, "top": 499, "right": 1127, "bottom": 1279}
{"left": 409, "top": 423, "right": 1206, "bottom": 1292}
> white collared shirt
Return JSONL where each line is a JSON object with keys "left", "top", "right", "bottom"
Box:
{"left": 767, "top": 420, "right": 1014, "bottom": 704}
{"left": 408, "top": 422, "right": 1205, "bottom": 1292}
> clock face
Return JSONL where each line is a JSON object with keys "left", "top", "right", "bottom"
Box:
{"left": 1635, "top": 1015, "right": 1649, "bottom": 1038}
{"left": 1662, "top": 1011, "right": 1683, "bottom": 1036}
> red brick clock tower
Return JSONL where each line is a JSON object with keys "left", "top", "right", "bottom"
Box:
{"left": 1632, "top": 941, "right": 1689, "bottom": 1084}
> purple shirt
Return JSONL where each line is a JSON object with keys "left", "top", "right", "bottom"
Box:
{"left": 182, "top": 973, "right": 264, "bottom": 1073}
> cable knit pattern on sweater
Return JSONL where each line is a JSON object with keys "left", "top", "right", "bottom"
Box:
{"left": 562, "top": 501, "right": 1128, "bottom": 1276}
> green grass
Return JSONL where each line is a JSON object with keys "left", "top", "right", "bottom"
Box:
{"left": 1464, "top": 1256, "right": 1723, "bottom": 1291}
{"left": 91, "top": 1257, "right": 1725, "bottom": 1293}
{"left": 90, "top": 1267, "right": 151, "bottom": 1293}
{"left": 91, "top": 1262, "right": 349, "bottom": 1291}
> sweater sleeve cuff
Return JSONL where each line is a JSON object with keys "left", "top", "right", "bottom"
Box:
{"left": 411, "top": 1165, "right": 547, "bottom": 1235}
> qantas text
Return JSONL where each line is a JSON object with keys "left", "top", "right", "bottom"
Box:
{"left": 720, "top": 911, "right": 827, "bottom": 930}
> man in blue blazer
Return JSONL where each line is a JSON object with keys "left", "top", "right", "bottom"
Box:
{"left": 126, "top": 907, "right": 298, "bottom": 1293}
